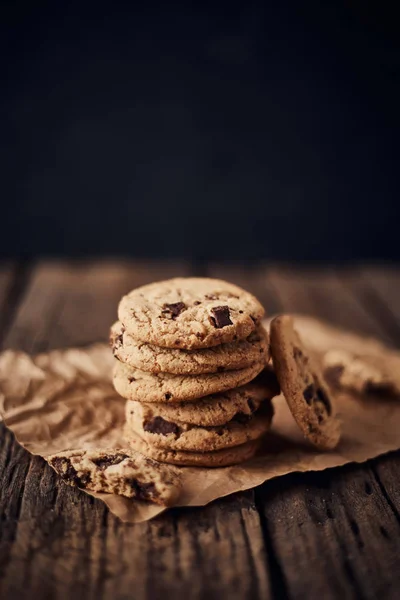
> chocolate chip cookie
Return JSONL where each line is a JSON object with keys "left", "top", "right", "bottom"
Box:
{"left": 48, "top": 448, "right": 181, "bottom": 506}
{"left": 118, "top": 277, "right": 265, "bottom": 349}
{"left": 270, "top": 315, "right": 341, "bottom": 450}
{"left": 128, "top": 433, "right": 262, "bottom": 467}
{"left": 110, "top": 321, "right": 269, "bottom": 374}
{"left": 125, "top": 400, "right": 274, "bottom": 452}
{"left": 124, "top": 371, "right": 279, "bottom": 427}
{"left": 113, "top": 359, "right": 267, "bottom": 403}
{"left": 323, "top": 349, "right": 400, "bottom": 398}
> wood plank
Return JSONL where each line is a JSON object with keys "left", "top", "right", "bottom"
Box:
{"left": 0, "top": 261, "right": 33, "bottom": 594}
{"left": 0, "top": 260, "right": 272, "bottom": 600}
{"left": 257, "top": 462, "right": 400, "bottom": 600}
{"left": 342, "top": 266, "right": 400, "bottom": 349}
{"left": 267, "top": 266, "right": 394, "bottom": 344}
{"left": 207, "top": 263, "right": 282, "bottom": 316}
{"left": 210, "top": 264, "right": 400, "bottom": 600}
{"left": 2, "top": 259, "right": 190, "bottom": 352}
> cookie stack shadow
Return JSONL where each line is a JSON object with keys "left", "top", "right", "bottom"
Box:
{"left": 110, "top": 278, "right": 280, "bottom": 467}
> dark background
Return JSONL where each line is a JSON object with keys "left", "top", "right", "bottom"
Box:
{"left": 1, "top": 1, "right": 399, "bottom": 261}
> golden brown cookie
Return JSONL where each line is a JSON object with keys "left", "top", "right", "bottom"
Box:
{"left": 323, "top": 349, "right": 400, "bottom": 398}
{"left": 125, "top": 401, "right": 274, "bottom": 452}
{"left": 47, "top": 448, "right": 181, "bottom": 506}
{"left": 270, "top": 315, "right": 341, "bottom": 450}
{"left": 113, "top": 359, "right": 266, "bottom": 403}
{"left": 118, "top": 277, "right": 264, "bottom": 349}
{"left": 128, "top": 433, "right": 262, "bottom": 467}
{"left": 124, "top": 371, "right": 279, "bottom": 427}
{"left": 110, "top": 321, "right": 269, "bottom": 374}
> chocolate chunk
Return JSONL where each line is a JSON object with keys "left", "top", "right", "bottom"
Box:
{"left": 303, "top": 379, "right": 332, "bottom": 414}
{"left": 316, "top": 386, "right": 332, "bottom": 415}
{"left": 205, "top": 293, "right": 218, "bottom": 300}
{"left": 51, "top": 457, "right": 75, "bottom": 480}
{"left": 128, "top": 479, "right": 157, "bottom": 501}
{"left": 78, "top": 471, "right": 91, "bottom": 486}
{"left": 164, "top": 392, "right": 172, "bottom": 400}
{"left": 247, "top": 398, "right": 256, "bottom": 412}
{"left": 209, "top": 306, "right": 233, "bottom": 329}
{"left": 193, "top": 300, "right": 201, "bottom": 305}
{"left": 128, "top": 376, "right": 136, "bottom": 383}
{"left": 110, "top": 325, "right": 125, "bottom": 355}
{"left": 144, "top": 416, "right": 180, "bottom": 436}
{"left": 364, "top": 381, "right": 395, "bottom": 397}
{"left": 82, "top": 472, "right": 91, "bottom": 485}
{"left": 92, "top": 453, "right": 128, "bottom": 471}
{"left": 303, "top": 383, "right": 315, "bottom": 405}
{"left": 293, "top": 347, "right": 304, "bottom": 360}
{"left": 308, "top": 423, "right": 319, "bottom": 434}
{"left": 248, "top": 331, "right": 261, "bottom": 342}
{"left": 324, "top": 365, "right": 344, "bottom": 388}
{"left": 232, "top": 412, "right": 253, "bottom": 424}
{"left": 161, "top": 302, "right": 186, "bottom": 320}
{"left": 51, "top": 457, "right": 91, "bottom": 487}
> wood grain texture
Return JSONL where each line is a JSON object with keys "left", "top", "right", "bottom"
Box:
{"left": 340, "top": 266, "right": 400, "bottom": 348}
{"left": 0, "top": 260, "right": 272, "bottom": 600}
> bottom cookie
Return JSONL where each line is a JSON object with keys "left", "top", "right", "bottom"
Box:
{"left": 128, "top": 433, "right": 262, "bottom": 467}
{"left": 48, "top": 448, "right": 182, "bottom": 506}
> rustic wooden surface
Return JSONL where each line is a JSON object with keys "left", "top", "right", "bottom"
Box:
{"left": 1, "top": 260, "right": 400, "bottom": 600}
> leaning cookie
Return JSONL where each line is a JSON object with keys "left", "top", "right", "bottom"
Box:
{"left": 125, "top": 401, "right": 274, "bottom": 452}
{"left": 48, "top": 448, "right": 181, "bottom": 506}
{"left": 118, "top": 277, "right": 264, "bottom": 349}
{"left": 128, "top": 433, "right": 263, "bottom": 467}
{"left": 270, "top": 315, "right": 341, "bottom": 450}
{"left": 110, "top": 321, "right": 269, "bottom": 374}
{"left": 113, "top": 359, "right": 266, "bottom": 403}
{"left": 124, "top": 371, "right": 280, "bottom": 427}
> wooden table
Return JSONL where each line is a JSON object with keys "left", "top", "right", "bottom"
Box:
{"left": 1, "top": 260, "right": 400, "bottom": 600}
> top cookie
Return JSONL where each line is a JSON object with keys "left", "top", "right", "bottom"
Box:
{"left": 118, "top": 277, "right": 265, "bottom": 349}
{"left": 270, "top": 315, "right": 341, "bottom": 450}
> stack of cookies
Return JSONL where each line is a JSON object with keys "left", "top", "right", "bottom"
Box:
{"left": 110, "top": 278, "right": 280, "bottom": 467}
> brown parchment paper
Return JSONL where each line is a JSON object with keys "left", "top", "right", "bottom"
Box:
{"left": 1, "top": 316, "right": 400, "bottom": 523}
